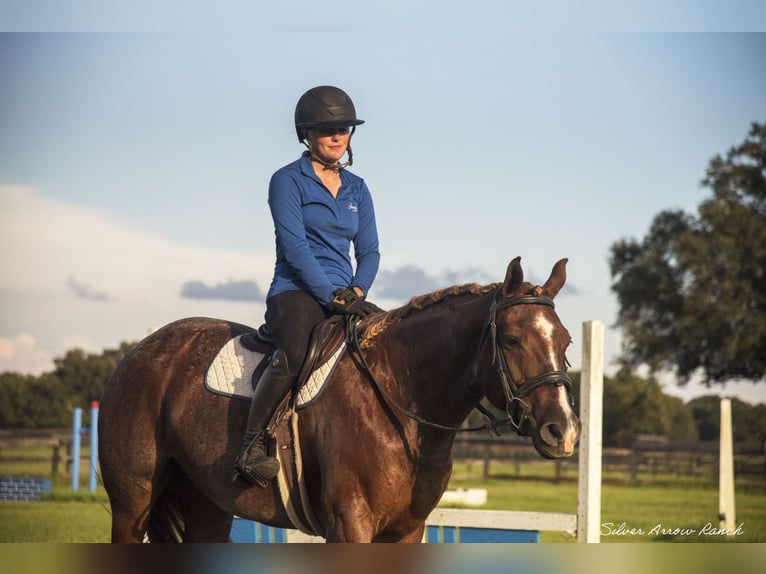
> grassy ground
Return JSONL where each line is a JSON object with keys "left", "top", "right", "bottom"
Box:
{"left": 1, "top": 444, "right": 113, "bottom": 542}
{"left": 447, "top": 473, "right": 765, "bottom": 543}
{"left": 2, "top": 448, "right": 764, "bottom": 543}
{"left": 0, "top": 495, "right": 111, "bottom": 543}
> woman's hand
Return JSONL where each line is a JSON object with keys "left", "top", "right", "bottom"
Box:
{"left": 327, "top": 287, "right": 383, "bottom": 318}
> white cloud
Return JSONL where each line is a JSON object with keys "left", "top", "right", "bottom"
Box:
{"left": 0, "top": 334, "right": 55, "bottom": 375}
{"left": 0, "top": 185, "right": 271, "bottom": 371}
{"left": 180, "top": 278, "right": 265, "bottom": 301}
{"left": 0, "top": 185, "right": 275, "bottom": 301}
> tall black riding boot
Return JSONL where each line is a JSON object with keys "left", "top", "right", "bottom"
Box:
{"left": 233, "top": 349, "right": 297, "bottom": 487}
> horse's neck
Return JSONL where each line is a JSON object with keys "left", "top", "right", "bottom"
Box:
{"left": 384, "top": 293, "right": 490, "bottom": 427}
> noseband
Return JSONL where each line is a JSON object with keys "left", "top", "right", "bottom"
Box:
{"left": 478, "top": 290, "right": 575, "bottom": 432}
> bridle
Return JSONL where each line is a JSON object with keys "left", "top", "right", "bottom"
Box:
{"left": 478, "top": 289, "right": 575, "bottom": 433}
{"left": 345, "top": 288, "right": 574, "bottom": 435}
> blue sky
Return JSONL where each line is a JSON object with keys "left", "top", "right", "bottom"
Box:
{"left": 1, "top": 8, "right": 765, "bottom": 403}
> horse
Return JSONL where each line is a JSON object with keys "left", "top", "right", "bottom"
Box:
{"left": 98, "top": 256, "right": 580, "bottom": 542}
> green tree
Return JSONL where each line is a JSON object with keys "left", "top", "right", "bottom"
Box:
{"left": 0, "top": 373, "right": 30, "bottom": 427}
{"left": 570, "top": 370, "right": 698, "bottom": 447}
{"left": 688, "top": 395, "right": 766, "bottom": 443}
{"left": 0, "top": 341, "right": 136, "bottom": 428}
{"left": 609, "top": 122, "right": 766, "bottom": 385}
{"left": 0, "top": 372, "right": 70, "bottom": 427}
{"left": 54, "top": 342, "right": 134, "bottom": 408}
{"left": 602, "top": 371, "right": 698, "bottom": 447}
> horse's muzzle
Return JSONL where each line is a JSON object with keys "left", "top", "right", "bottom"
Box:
{"left": 531, "top": 412, "right": 581, "bottom": 459}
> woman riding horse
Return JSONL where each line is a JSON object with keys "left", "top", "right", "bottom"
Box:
{"left": 234, "top": 86, "right": 383, "bottom": 487}
{"left": 99, "top": 257, "right": 581, "bottom": 542}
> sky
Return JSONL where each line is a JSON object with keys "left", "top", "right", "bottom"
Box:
{"left": 1, "top": 4, "right": 765, "bottom": 405}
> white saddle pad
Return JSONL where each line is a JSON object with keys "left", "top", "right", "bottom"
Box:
{"left": 204, "top": 334, "right": 345, "bottom": 408}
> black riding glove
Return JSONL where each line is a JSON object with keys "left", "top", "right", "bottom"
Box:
{"left": 326, "top": 287, "right": 384, "bottom": 318}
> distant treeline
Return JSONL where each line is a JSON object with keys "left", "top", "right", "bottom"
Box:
{"left": 1, "top": 342, "right": 765, "bottom": 447}
{"left": 0, "top": 342, "right": 135, "bottom": 428}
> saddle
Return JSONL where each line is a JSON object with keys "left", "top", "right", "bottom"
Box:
{"left": 239, "top": 315, "right": 347, "bottom": 394}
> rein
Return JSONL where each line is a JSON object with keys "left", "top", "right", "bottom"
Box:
{"left": 344, "top": 289, "right": 574, "bottom": 435}
{"left": 345, "top": 317, "right": 491, "bottom": 433}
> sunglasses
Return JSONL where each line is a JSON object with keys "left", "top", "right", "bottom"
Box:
{"left": 313, "top": 126, "right": 351, "bottom": 136}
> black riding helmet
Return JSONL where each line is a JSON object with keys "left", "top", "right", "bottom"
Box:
{"left": 294, "top": 85, "right": 365, "bottom": 143}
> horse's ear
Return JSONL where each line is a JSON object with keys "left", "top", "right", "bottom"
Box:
{"left": 542, "top": 258, "right": 568, "bottom": 298}
{"left": 502, "top": 256, "right": 524, "bottom": 296}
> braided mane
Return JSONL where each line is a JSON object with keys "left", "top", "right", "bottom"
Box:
{"left": 361, "top": 282, "right": 499, "bottom": 347}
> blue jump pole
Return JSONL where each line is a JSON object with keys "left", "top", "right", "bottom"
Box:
{"left": 89, "top": 402, "right": 99, "bottom": 493}
{"left": 71, "top": 407, "right": 82, "bottom": 491}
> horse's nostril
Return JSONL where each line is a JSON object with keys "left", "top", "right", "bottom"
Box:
{"left": 541, "top": 422, "right": 563, "bottom": 444}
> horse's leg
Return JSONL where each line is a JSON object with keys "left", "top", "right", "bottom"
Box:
{"left": 181, "top": 486, "right": 234, "bottom": 543}
{"left": 394, "top": 524, "right": 426, "bottom": 543}
{"left": 106, "top": 476, "right": 157, "bottom": 542}
{"left": 101, "top": 429, "right": 167, "bottom": 542}
{"left": 323, "top": 495, "right": 375, "bottom": 542}
{"left": 370, "top": 521, "right": 426, "bottom": 543}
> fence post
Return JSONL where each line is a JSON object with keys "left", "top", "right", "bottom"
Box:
{"left": 51, "top": 444, "right": 60, "bottom": 477}
{"left": 577, "top": 320, "right": 603, "bottom": 543}
{"left": 718, "top": 398, "right": 736, "bottom": 535}
{"left": 629, "top": 451, "right": 638, "bottom": 483}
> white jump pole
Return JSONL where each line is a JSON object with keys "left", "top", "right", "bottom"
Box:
{"left": 718, "top": 398, "right": 736, "bottom": 535}
{"left": 577, "top": 320, "right": 604, "bottom": 543}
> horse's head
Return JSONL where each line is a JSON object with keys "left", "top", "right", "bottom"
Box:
{"left": 478, "top": 257, "right": 581, "bottom": 459}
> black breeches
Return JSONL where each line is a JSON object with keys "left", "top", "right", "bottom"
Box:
{"left": 264, "top": 290, "right": 331, "bottom": 373}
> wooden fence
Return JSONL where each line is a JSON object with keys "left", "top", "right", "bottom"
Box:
{"left": 0, "top": 428, "right": 86, "bottom": 478}
{"left": 2, "top": 428, "right": 764, "bottom": 485}
{"left": 452, "top": 434, "right": 766, "bottom": 485}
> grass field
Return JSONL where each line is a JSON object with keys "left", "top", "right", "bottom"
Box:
{"left": 448, "top": 464, "right": 766, "bottom": 543}
{"left": 1, "top": 447, "right": 764, "bottom": 543}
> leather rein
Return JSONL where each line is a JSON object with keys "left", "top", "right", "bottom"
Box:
{"left": 344, "top": 288, "right": 575, "bottom": 435}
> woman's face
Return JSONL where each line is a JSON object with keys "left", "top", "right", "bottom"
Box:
{"left": 306, "top": 127, "right": 351, "bottom": 165}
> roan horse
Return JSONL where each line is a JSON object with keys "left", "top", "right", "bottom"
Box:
{"left": 99, "top": 257, "right": 580, "bottom": 542}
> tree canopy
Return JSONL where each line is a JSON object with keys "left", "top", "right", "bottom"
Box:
{"left": 687, "top": 395, "right": 766, "bottom": 443}
{"left": 610, "top": 122, "right": 766, "bottom": 385}
{"left": 0, "top": 342, "right": 134, "bottom": 428}
{"left": 568, "top": 370, "right": 699, "bottom": 447}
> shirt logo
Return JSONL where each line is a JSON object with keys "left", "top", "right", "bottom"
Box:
{"left": 348, "top": 202, "right": 358, "bottom": 212}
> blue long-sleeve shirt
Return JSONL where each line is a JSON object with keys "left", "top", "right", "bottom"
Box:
{"left": 266, "top": 152, "right": 381, "bottom": 305}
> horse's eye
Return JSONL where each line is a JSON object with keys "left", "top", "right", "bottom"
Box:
{"left": 502, "top": 335, "right": 521, "bottom": 348}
